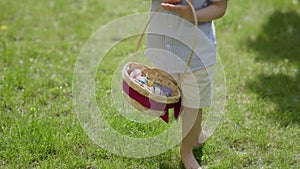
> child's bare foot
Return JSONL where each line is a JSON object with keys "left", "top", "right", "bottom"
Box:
{"left": 180, "top": 148, "right": 202, "bottom": 169}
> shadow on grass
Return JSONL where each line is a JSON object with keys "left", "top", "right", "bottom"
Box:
{"left": 245, "top": 10, "right": 300, "bottom": 126}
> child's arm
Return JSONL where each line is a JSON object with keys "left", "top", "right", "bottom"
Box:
{"left": 161, "top": 0, "right": 227, "bottom": 22}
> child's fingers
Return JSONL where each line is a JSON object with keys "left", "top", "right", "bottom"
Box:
{"left": 163, "top": 0, "right": 193, "bottom": 3}
{"left": 162, "top": 0, "right": 181, "bottom": 4}
{"left": 161, "top": 3, "right": 182, "bottom": 13}
{"left": 161, "top": 3, "right": 175, "bottom": 12}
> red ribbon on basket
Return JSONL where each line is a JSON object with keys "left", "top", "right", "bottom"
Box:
{"left": 122, "top": 81, "right": 182, "bottom": 123}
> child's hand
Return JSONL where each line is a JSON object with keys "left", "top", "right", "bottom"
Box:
{"left": 161, "top": 0, "right": 194, "bottom": 21}
{"left": 161, "top": 0, "right": 227, "bottom": 22}
{"left": 162, "top": 0, "right": 181, "bottom": 4}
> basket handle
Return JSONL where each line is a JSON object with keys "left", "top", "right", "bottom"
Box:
{"left": 133, "top": 0, "right": 198, "bottom": 88}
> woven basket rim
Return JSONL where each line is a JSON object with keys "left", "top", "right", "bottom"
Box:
{"left": 122, "top": 62, "right": 181, "bottom": 103}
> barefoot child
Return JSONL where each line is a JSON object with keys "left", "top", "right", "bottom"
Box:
{"left": 146, "top": 0, "right": 227, "bottom": 168}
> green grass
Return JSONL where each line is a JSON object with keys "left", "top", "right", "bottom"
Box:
{"left": 1, "top": 0, "right": 300, "bottom": 168}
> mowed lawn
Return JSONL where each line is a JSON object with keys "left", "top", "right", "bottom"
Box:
{"left": 0, "top": 0, "right": 299, "bottom": 168}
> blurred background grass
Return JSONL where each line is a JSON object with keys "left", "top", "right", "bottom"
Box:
{"left": 0, "top": 0, "right": 299, "bottom": 168}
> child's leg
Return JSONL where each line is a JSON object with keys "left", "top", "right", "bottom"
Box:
{"left": 181, "top": 107, "right": 202, "bottom": 169}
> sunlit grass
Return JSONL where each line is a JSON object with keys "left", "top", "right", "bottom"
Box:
{"left": 0, "top": 0, "right": 299, "bottom": 168}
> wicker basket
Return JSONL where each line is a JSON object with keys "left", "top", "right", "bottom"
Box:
{"left": 122, "top": 62, "right": 181, "bottom": 117}
{"left": 121, "top": 1, "right": 198, "bottom": 122}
